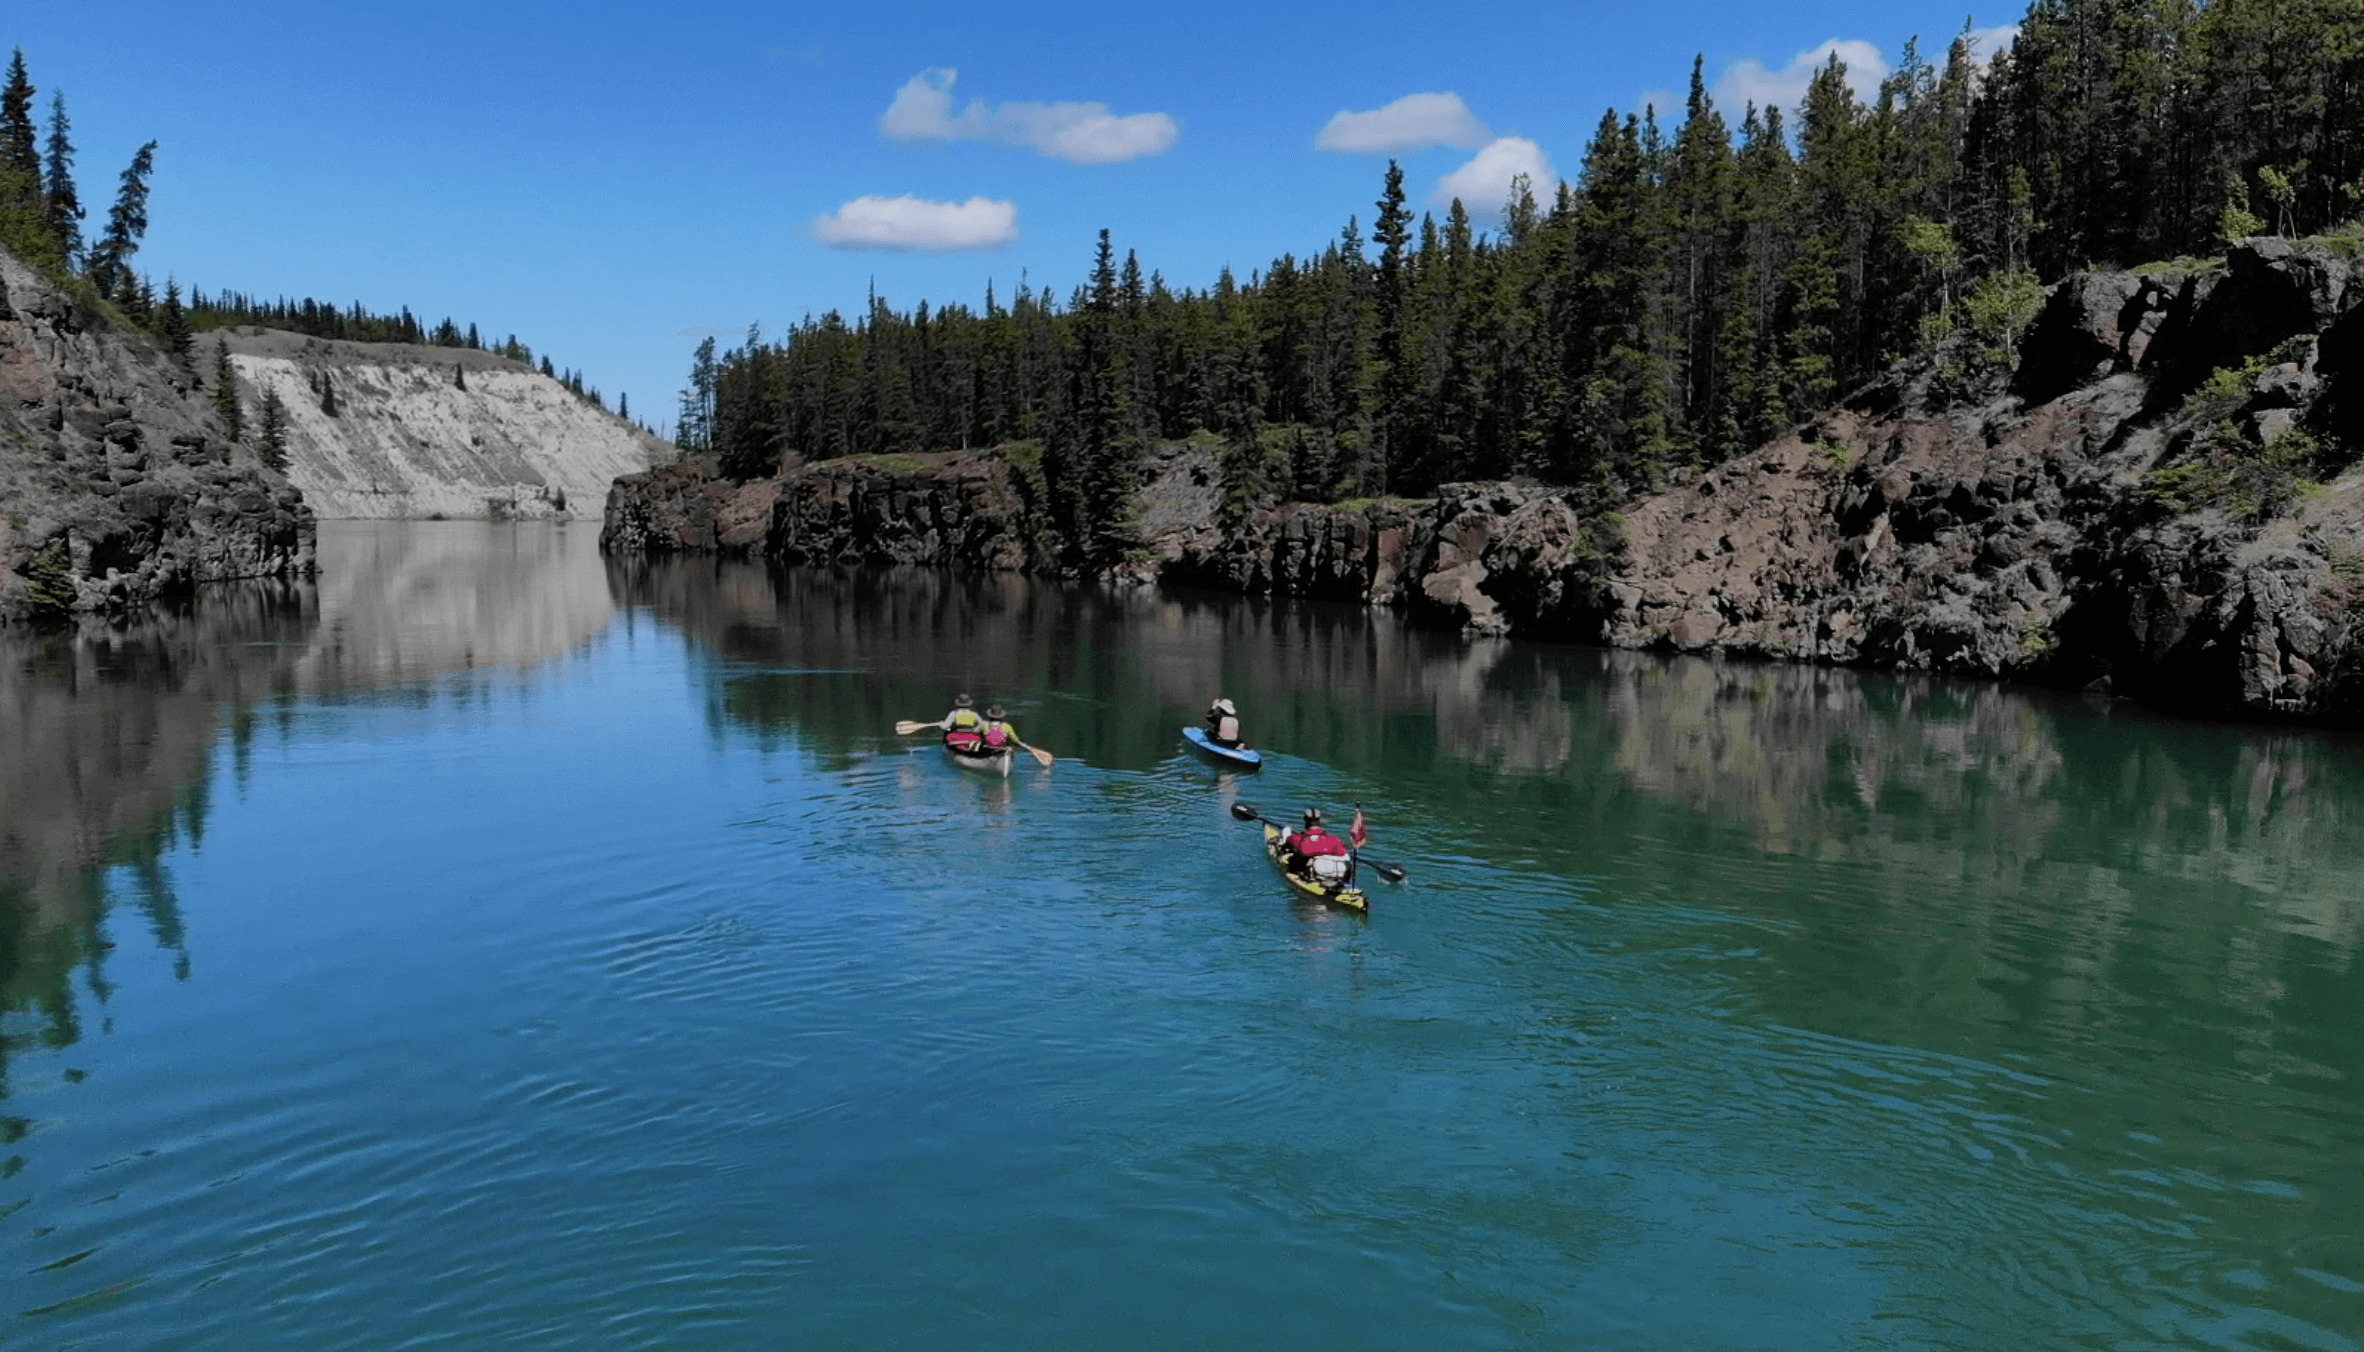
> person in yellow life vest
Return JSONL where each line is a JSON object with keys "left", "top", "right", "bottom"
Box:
{"left": 1205, "top": 697, "right": 1245, "bottom": 749}
{"left": 933, "top": 693, "right": 986, "bottom": 753}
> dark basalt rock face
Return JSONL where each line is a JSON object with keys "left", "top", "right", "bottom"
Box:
{"left": 603, "top": 239, "right": 2364, "bottom": 728}
{"left": 0, "top": 248, "right": 314, "bottom": 623}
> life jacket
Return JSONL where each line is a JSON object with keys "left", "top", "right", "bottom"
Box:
{"left": 981, "top": 720, "right": 1013, "bottom": 749}
{"left": 1291, "top": 827, "right": 1351, "bottom": 858}
{"left": 943, "top": 708, "right": 985, "bottom": 753}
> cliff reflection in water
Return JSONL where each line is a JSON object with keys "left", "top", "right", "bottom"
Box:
{"left": 0, "top": 522, "right": 616, "bottom": 1114}
{"left": 618, "top": 555, "right": 2363, "bottom": 1071}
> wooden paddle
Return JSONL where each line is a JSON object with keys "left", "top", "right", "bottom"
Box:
{"left": 1229, "top": 801, "right": 1407, "bottom": 883}
{"left": 896, "top": 716, "right": 1053, "bottom": 767}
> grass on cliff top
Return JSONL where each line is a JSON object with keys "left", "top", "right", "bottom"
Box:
{"left": 839, "top": 452, "right": 934, "bottom": 472}
{"left": 2131, "top": 254, "right": 2226, "bottom": 275}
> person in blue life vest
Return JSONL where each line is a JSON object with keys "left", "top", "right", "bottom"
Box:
{"left": 1204, "top": 697, "right": 1245, "bottom": 749}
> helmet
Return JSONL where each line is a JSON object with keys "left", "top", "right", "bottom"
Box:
{"left": 1302, "top": 807, "right": 1323, "bottom": 827}
{"left": 954, "top": 692, "right": 974, "bottom": 708}
{"left": 984, "top": 703, "right": 1007, "bottom": 720}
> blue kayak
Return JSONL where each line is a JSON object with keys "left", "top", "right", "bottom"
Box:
{"left": 1183, "top": 725, "right": 1263, "bottom": 769}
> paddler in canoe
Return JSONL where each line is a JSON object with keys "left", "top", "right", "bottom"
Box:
{"left": 895, "top": 697, "right": 1056, "bottom": 768}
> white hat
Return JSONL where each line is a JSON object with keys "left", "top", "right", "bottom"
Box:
{"left": 1213, "top": 698, "right": 1237, "bottom": 715}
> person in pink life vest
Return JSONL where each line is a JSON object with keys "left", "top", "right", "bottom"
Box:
{"left": 978, "top": 704, "right": 1020, "bottom": 751}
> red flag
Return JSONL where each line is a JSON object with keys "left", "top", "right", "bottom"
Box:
{"left": 1350, "top": 806, "right": 1369, "bottom": 849}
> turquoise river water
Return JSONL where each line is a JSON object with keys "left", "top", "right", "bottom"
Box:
{"left": 2, "top": 520, "right": 2360, "bottom": 1349}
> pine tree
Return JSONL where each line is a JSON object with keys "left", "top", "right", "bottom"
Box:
{"left": 0, "top": 48, "right": 54, "bottom": 269}
{"left": 211, "top": 337, "right": 243, "bottom": 441}
{"left": 1370, "top": 160, "right": 1413, "bottom": 494}
{"left": 0, "top": 49, "right": 36, "bottom": 188}
{"left": 158, "top": 277, "right": 191, "bottom": 364}
{"left": 86, "top": 139, "right": 156, "bottom": 297}
{"left": 41, "top": 92, "right": 78, "bottom": 265}
{"left": 257, "top": 388, "right": 288, "bottom": 470}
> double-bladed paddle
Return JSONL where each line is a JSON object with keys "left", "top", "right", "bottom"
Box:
{"left": 1229, "top": 801, "right": 1408, "bottom": 883}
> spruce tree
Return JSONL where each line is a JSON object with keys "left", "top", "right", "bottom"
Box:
{"left": 86, "top": 140, "right": 156, "bottom": 297}
{"left": 158, "top": 277, "right": 191, "bottom": 364}
{"left": 0, "top": 50, "right": 36, "bottom": 189}
{"left": 211, "top": 337, "right": 243, "bottom": 442}
{"left": 257, "top": 388, "right": 288, "bottom": 470}
{"left": 0, "top": 49, "right": 52, "bottom": 268}
{"left": 1370, "top": 161, "right": 1412, "bottom": 494}
{"left": 41, "top": 92, "right": 78, "bottom": 265}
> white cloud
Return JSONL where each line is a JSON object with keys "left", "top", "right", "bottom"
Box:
{"left": 1315, "top": 92, "right": 1492, "bottom": 153}
{"left": 880, "top": 68, "right": 1178, "bottom": 165}
{"left": 1714, "top": 38, "right": 1891, "bottom": 115}
{"left": 1433, "top": 137, "right": 1556, "bottom": 214}
{"left": 812, "top": 195, "right": 1018, "bottom": 251}
{"left": 1966, "top": 24, "right": 2019, "bottom": 64}
{"left": 1634, "top": 90, "right": 1681, "bottom": 122}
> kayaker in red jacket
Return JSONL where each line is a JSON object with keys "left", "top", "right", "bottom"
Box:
{"left": 1281, "top": 807, "right": 1353, "bottom": 878}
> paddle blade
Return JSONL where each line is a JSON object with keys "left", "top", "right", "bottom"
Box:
{"left": 1229, "top": 801, "right": 1260, "bottom": 822}
{"left": 894, "top": 720, "right": 927, "bottom": 735}
{"left": 1030, "top": 746, "right": 1056, "bottom": 768}
{"left": 1374, "top": 863, "right": 1408, "bottom": 884}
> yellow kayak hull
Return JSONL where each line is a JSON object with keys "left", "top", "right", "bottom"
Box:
{"left": 1263, "top": 824, "right": 1367, "bottom": 913}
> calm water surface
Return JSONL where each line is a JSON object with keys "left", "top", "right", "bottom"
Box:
{"left": 2, "top": 521, "right": 2359, "bottom": 1349}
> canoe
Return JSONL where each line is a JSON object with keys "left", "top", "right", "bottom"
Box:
{"left": 1183, "top": 725, "right": 1262, "bottom": 769}
{"left": 1263, "top": 823, "right": 1367, "bottom": 913}
{"left": 944, "top": 737, "right": 1014, "bottom": 777}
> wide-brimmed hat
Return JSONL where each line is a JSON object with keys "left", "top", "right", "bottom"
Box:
{"left": 985, "top": 703, "right": 1007, "bottom": 719}
{"left": 1212, "top": 697, "right": 1237, "bottom": 715}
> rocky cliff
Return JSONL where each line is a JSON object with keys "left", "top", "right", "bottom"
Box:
{"left": 602, "top": 238, "right": 2364, "bottom": 728}
{"left": 222, "top": 329, "right": 671, "bottom": 520}
{"left": 0, "top": 249, "right": 314, "bottom": 624}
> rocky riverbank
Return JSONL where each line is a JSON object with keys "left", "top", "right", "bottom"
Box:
{"left": 0, "top": 248, "right": 313, "bottom": 623}
{"left": 603, "top": 238, "right": 2364, "bottom": 727}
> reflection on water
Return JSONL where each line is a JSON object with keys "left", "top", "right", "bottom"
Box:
{"left": 0, "top": 534, "right": 2357, "bottom": 1348}
{"left": 1, "top": 523, "right": 610, "bottom": 1110}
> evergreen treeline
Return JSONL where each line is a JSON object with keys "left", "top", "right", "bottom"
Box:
{"left": 1, "top": 44, "right": 637, "bottom": 424}
{"left": 692, "top": 0, "right": 2364, "bottom": 564}
{"left": 0, "top": 47, "right": 156, "bottom": 296}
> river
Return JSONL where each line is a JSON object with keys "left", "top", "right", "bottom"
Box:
{"left": 3, "top": 521, "right": 2359, "bottom": 1349}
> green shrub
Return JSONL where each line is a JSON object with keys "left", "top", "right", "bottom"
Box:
{"left": 2144, "top": 424, "right": 2324, "bottom": 524}
{"left": 2327, "top": 538, "right": 2364, "bottom": 583}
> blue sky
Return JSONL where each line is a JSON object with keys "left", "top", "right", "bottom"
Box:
{"left": 10, "top": 1, "right": 2015, "bottom": 433}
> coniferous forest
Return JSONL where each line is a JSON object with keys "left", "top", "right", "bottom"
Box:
{"left": 685, "top": 0, "right": 2364, "bottom": 563}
